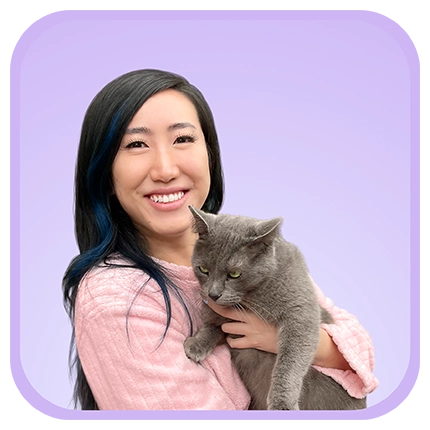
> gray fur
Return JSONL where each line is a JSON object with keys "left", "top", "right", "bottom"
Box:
{"left": 183, "top": 207, "right": 366, "bottom": 410}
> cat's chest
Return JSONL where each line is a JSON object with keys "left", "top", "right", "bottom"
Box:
{"left": 241, "top": 288, "right": 289, "bottom": 323}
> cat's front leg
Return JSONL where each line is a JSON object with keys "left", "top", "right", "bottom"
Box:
{"left": 267, "top": 373, "right": 300, "bottom": 410}
{"left": 184, "top": 324, "right": 225, "bottom": 363}
{"left": 267, "top": 319, "right": 320, "bottom": 410}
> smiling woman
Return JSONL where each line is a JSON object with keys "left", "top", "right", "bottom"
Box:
{"left": 62, "top": 69, "right": 378, "bottom": 411}
{"left": 112, "top": 90, "right": 211, "bottom": 265}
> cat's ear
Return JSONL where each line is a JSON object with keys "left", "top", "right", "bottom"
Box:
{"left": 251, "top": 217, "right": 283, "bottom": 245}
{"left": 189, "top": 205, "right": 210, "bottom": 237}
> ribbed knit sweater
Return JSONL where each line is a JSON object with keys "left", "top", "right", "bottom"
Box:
{"left": 75, "top": 256, "right": 379, "bottom": 410}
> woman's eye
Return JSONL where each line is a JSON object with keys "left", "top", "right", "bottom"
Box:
{"left": 175, "top": 135, "right": 195, "bottom": 144}
{"left": 228, "top": 271, "right": 242, "bottom": 279}
{"left": 125, "top": 141, "right": 147, "bottom": 149}
{"left": 198, "top": 266, "right": 209, "bottom": 275}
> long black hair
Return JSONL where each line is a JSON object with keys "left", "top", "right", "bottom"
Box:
{"left": 62, "top": 69, "right": 224, "bottom": 410}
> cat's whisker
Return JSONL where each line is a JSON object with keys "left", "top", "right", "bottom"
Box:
{"left": 241, "top": 300, "right": 272, "bottom": 327}
{"left": 187, "top": 294, "right": 207, "bottom": 313}
{"left": 233, "top": 303, "right": 250, "bottom": 323}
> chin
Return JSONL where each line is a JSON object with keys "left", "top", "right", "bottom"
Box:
{"left": 152, "top": 220, "right": 194, "bottom": 239}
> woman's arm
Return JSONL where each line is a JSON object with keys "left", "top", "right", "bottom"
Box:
{"left": 75, "top": 267, "right": 251, "bottom": 410}
{"left": 310, "top": 276, "right": 379, "bottom": 398}
{"left": 208, "top": 275, "right": 379, "bottom": 398}
{"left": 208, "top": 303, "right": 350, "bottom": 371}
{"left": 313, "top": 328, "right": 352, "bottom": 371}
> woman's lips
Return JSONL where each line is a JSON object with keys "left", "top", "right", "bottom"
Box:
{"left": 145, "top": 189, "right": 189, "bottom": 210}
{"left": 148, "top": 191, "right": 185, "bottom": 204}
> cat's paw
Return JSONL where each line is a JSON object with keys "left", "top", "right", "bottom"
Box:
{"left": 183, "top": 337, "right": 211, "bottom": 363}
{"left": 267, "top": 391, "right": 300, "bottom": 410}
{"left": 267, "top": 399, "right": 299, "bottom": 411}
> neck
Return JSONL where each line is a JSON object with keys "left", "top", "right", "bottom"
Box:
{"left": 145, "top": 231, "right": 198, "bottom": 267}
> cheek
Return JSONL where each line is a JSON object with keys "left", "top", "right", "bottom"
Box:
{"left": 113, "top": 159, "right": 147, "bottom": 192}
{"left": 186, "top": 151, "right": 210, "bottom": 186}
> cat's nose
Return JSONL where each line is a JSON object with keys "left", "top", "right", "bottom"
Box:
{"left": 208, "top": 292, "right": 222, "bottom": 302}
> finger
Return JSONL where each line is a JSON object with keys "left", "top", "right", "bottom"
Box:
{"left": 221, "top": 322, "right": 249, "bottom": 336}
{"left": 226, "top": 335, "right": 252, "bottom": 350}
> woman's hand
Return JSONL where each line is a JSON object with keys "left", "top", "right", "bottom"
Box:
{"left": 207, "top": 301, "right": 353, "bottom": 371}
{"left": 207, "top": 300, "right": 279, "bottom": 354}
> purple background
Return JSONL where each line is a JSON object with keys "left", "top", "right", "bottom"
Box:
{"left": 11, "top": 11, "right": 419, "bottom": 419}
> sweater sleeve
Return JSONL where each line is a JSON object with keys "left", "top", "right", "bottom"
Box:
{"left": 309, "top": 275, "right": 379, "bottom": 398}
{"left": 75, "top": 266, "right": 250, "bottom": 410}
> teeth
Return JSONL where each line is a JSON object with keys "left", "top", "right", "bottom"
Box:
{"left": 150, "top": 192, "right": 185, "bottom": 204}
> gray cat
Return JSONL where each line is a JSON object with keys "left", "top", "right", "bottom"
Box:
{"left": 184, "top": 206, "right": 366, "bottom": 410}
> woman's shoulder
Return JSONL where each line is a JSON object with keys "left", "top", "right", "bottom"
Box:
{"left": 85, "top": 253, "right": 148, "bottom": 284}
{"left": 76, "top": 253, "right": 198, "bottom": 309}
{"left": 74, "top": 253, "right": 202, "bottom": 339}
{"left": 75, "top": 255, "right": 151, "bottom": 310}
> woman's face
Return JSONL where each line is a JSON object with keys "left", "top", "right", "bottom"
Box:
{"left": 112, "top": 89, "right": 211, "bottom": 249}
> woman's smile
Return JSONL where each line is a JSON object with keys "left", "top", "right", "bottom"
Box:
{"left": 145, "top": 188, "right": 188, "bottom": 210}
{"left": 148, "top": 191, "right": 185, "bottom": 204}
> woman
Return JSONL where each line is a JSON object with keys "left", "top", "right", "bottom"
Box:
{"left": 63, "top": 69, "right": 378, "bottom": 410}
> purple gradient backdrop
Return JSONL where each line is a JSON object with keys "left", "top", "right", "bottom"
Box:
{"left": 11, "top": 11, "right": 419, "bottom": 419}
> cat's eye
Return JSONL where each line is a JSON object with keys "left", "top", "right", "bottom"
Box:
{"left": 198, "top": 266, "right": 209, "bottom": 275}
{"left": 228, "top": 271, "right": 242, "bottom": 279}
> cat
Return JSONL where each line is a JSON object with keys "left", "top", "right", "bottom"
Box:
{"left": 183, "top": 206, "right": 367, "bottom": 410}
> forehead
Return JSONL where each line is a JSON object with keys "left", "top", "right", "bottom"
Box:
{"left": 127, "top": 89, "right": 200, "bottom": 129}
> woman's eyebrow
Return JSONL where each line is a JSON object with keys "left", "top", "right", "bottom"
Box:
{"left": 125, "top": 122, "right": 197, "bottom": 135}
{"left": 125, "top": 126, "right": 151, "bottom": 135}
{"left": 168, "top": 122, "right": 197, "bottom": 131}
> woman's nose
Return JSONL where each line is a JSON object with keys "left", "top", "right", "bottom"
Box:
{"left": 149, "top": 148, "right": 180, "bottom": 182}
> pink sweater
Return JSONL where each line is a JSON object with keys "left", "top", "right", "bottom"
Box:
{"left": 75, "top": 257, "right": 379, "bottom": 410}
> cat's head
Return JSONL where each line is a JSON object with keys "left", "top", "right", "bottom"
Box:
{"left": 189, "top": 206, "right": 283, "bottom": 306}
